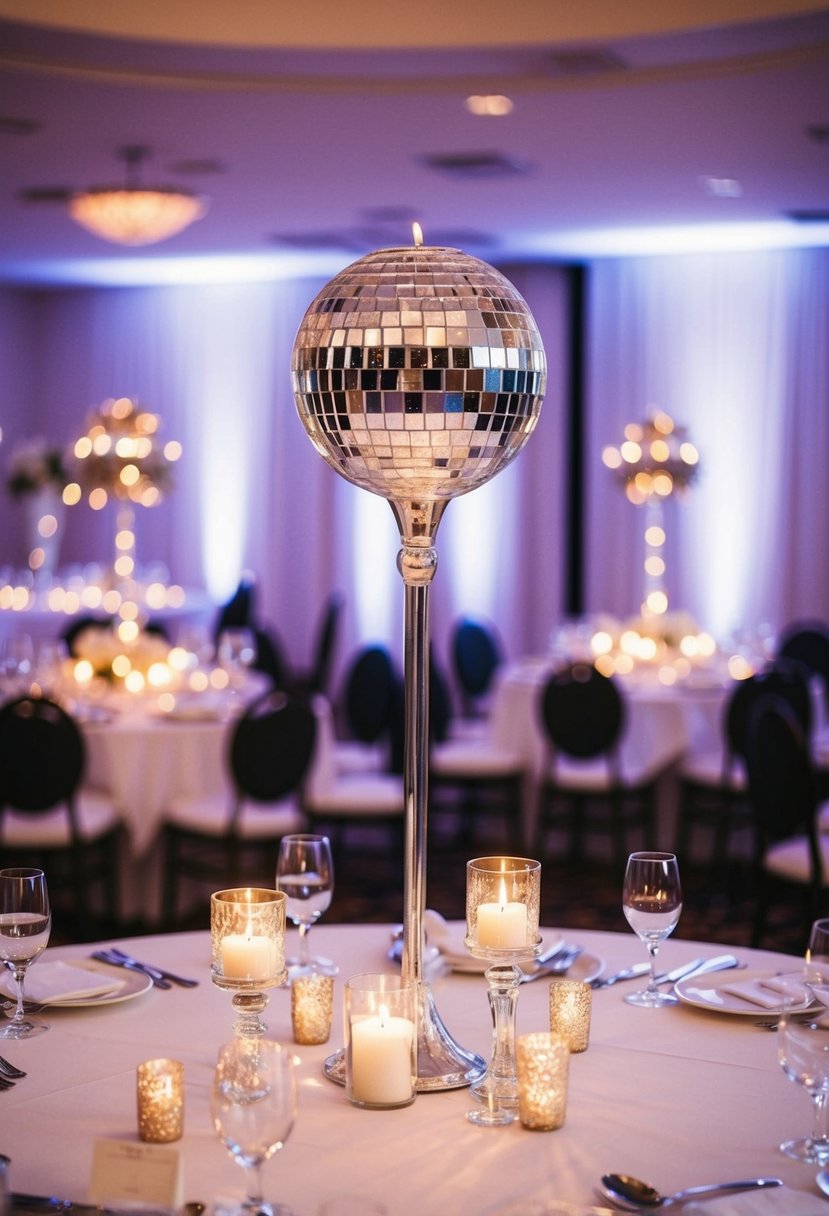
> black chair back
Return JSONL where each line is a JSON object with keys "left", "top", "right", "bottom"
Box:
{"left": 538, "top": 662, "right": 624, "bottom": 760}
{"left": 61, "top": 615, "right": 112, "bottom": 657}
{"left": 726, "top": 658, "right": 813, "bottom": 762}
{"left": 229, "top": 690, "right": 317, "bottom": 805}
{"left": 306, "top": 591, "right": 344, "bottom": 697}
{"left": 214, "top": 576, "right": 257, "bottom": 648}
{"left": 744, "top": 694, "right": 817, "bottom": 848}
{"left": 343, "top": 645, "right": 399, "bottom": 743}
{"left": 0, "top": 696, "right": 84, "bottom": 813}
{"left": 778, "top": 620, "right": 829, "bottom": 695}
{"left": 252, "top": 626, "right": 291, "bottom": 690}
{"left": 452, "top": 617, "right": 502, "bottom": 703}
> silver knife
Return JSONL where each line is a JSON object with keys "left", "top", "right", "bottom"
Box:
{"left": 590, "top": 962, "right": 651, "bottom": 989}
{"left": 672, "top": 953, "right": 740, "bottom": 981}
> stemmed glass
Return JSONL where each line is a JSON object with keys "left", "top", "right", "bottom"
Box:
{"left": 0, "top": 867, "right": 52, "bottom": 1038}
{"left": 276, "top": 834, "right": 336, "bottom": 979}
{"left": 806, "top": 918, "right": 829, "bottom": 1005}
{"left": 218, "top": 628, "right": 257, "bottom": 689}
{"left": 622, "top": 851, "right": 682, "bottom": 1008}
{"left": 778, "top": 997, "right": 829, "bottom": 1163}
{"left": 212, "top": 1037, "right": 297, "bottom": 1216}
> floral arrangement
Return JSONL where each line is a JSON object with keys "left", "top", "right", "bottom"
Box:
{"left": 67, "top": 396, "right": 182, "bottom": 509}
{"left": 5, "top": 437, "right": 68, "bottom": 500}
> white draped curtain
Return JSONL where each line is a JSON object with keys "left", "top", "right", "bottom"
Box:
{"left": 0, "top": 265, "right": 570, "bottom": 683}
{"left": 585, "top": 247, "right": 829, "bottom": 643}
{"left": 1, "top": 247, "right": 826, "bottom": 685}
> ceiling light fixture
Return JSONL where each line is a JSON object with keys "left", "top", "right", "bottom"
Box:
{"left": 69, "top": 146, "right": 208, "bottom": 247}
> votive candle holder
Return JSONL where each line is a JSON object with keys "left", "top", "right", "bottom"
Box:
{"left": 516, "top": 1032, "right": 569, "bottom": 1131}
{"left": 464, "top": 857, "right": 541, "bottom": 959}
{"left": 292, "top": 973, "right": 335, "bottom": 1045}
{"left": 549, "top": 978, "right": 592, "bottom": 1053}
{"left": 210, "top": 887, "right": 286, "bottom": 1036}
{"left": 344, "top": 974, "right": 416, "bottom": 1110}
{"left": 137, "top": 1057, "right": 184, "bottom": 1143}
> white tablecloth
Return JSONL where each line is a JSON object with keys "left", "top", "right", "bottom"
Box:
{"left": 1, "top": 924, "right": 823, "bottom": 1215}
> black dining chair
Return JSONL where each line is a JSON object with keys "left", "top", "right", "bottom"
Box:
{"left": 213, "top": 574, "right": 258, "bottom": 649}
{"left": 331, "top": 644, "right": 402, "bottom": 776}
{"left": 161, "top": 688, "right": 317, "bottom": 926}
{"left": 451, "top": 616, "right": 503, "bottom": 720}
{"left": 676, "top": 658, "right": 814, "bottom": 874}
{"left": 534, "top": 662, "right": 659, "bottom": 867}
{"left": 744, "top": 693, "right": 829, "bottom": 947}
{"left": 0, "top": 695, "right": 122, "bottom": 937}
{"left": 289, "top": 591, "right": 344, "bottom": 700}
{"left": 777, "top": 619, "right": 829, "bottom": 703}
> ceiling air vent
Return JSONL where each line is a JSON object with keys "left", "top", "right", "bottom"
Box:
{"left": 419, "top": 151, "right": 532, "bottom": 179}
{"left": 547, "top": 49, "right": 627, "bottom": 77}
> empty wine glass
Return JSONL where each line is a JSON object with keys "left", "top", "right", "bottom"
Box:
{"left": 806, "top": 918, "right": 829, "bottom": 1007}
{"left": 622, "top": 851, "right": 682, "bottom": 1008}
{"left": 218, "top": 628, "right": 257, "bottom": 689}
{"left": 0, "top": 867, "right": 51, "bottom": 1038}
{"left": 276, "top": 834, "right": 336, "bottom": 979}
{"left": 778, "top": 991, "right": 829, "bottom": 1163}
{"left": 211, "top": 1037, "right": 297, "bottom": 1216}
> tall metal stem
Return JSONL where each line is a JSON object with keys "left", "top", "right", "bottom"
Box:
{"left": 393, "top": 502, "right": 485, "bottom": 1090}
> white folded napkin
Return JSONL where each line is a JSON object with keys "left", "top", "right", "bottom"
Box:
{"left": 759, "top": 974, "right": 811, "bottom": 1002}
{"left": 684, "top": 1185, "right": 826, "bottom": 1214}
{"left": 720, "top": 976, "right": 804, "bottom": 1009}
{"left": 0, "top": 960, "right": 125, "bottom": 1003}
{"left": 422, "top": 909, "right": 469, "bottom": 965}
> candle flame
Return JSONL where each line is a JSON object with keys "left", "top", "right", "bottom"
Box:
{"left": 379, "top": 1003, "right": 390, "bottom": 1027}
{"left": 412, "top": 222, "right": 424, "bottom": 248}
{"left": 498, "top": 877, "right": 508, "bottom": 910}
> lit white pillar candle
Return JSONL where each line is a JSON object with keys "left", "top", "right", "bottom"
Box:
{"left": 221, "top": 930, "right": 276, "bottom": 981}
{"left": 476, "top": 878, "right": 528, "bottom": 949}
{"left": 350, "top": 1005, "right": 414, "bottom": 1106}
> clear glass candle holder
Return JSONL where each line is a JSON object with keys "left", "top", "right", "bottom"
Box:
{"left": 210, "top": 888, "right": 287, "bottom": 1037}
{"left": 137, "top": 1057, "right": 184, "bottom": 1143}
{"left": 549, "top": 978, "right": 592, "bottom": 1053}
{"left": 344, "top": 974, "right": 416, "bottom": 1110}
{"left": 291, "top": 973, "right": 335, "bottom": 1045}
{"left": 464, "top": 856, "right": 541, "bottom": 960}
{"left": 516, "top": 1032, "right": 569, "bottom": 1131}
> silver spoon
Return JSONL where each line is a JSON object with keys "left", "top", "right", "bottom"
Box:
{"left": 599, "top": 1172, "right": 783, "bottom": 1210}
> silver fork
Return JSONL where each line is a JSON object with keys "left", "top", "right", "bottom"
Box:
{"left": 520, "top": 945, "right": 584, "bottom": 983}
{"left": 0, "top": 1053, "right": 26, "bottom": 1078}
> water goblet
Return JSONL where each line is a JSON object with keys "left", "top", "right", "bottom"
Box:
{"left": 622, "top": 851, "right": 682, "bottom": 1008}
{"left": 276, "top": 834, "right": 336, "bottom": 979}
{"left": 211, "top": 1037, "right": 297, "bottom": 1216}
{"left": 778, "top": 996, "right": 829, "bottom": 1163}
{"left": 0, "top": 867, "right": 51, "bottom": 1038}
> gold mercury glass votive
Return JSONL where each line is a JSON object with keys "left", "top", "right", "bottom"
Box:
{"left": 515, "top": 1032, "right": 569, "bottom": 1131}
{"left": 549, "top": 978, "right": 592, "bottom": 1053}
{"left": 137, "top": 1057, "right": 184, "bottom": 1143}
{"left": 291, "top": 973, "right": 335, "bottom": 1045}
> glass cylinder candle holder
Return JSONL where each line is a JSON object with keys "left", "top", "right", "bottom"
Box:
{"left": 210, "top": 888, "right": 286, "bottom": 1037}
{"left": 291, "top": 973, "right": 334, "bottom": 1045}
{"left": 344, "top": 974, "right": 416, "bottom": 1110}
{"left": 516, "top": 1032, "right": 569, "bottom": 1131}
{"left": 465, "top": 857, "right": 542, "bottom": 961}
{"left": 137, "top": 1057, "right": 184, "bottom": 1143}
{"left": 549, "top": 978, "right": 592, "bottom": 1053}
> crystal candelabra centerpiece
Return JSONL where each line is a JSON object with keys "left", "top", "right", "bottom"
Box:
{"left": 292, "top": 232, "right": 546, "bottom": 1090}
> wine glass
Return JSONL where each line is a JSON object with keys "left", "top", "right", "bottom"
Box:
{"left": 621, "top": 851, "right": 682, "bottom": 1008}
{"left": 778, "top": 993, "right": 829, "bottom": 1163}
{"left": 218, "top": 628, "right": 257, "bottom": 689}
{"left": 0, "top": 867, "right": 51, "bottom": 1038}
{"left": 806, "top": 918, "right": 829, "bottom": 1007}
{"left": 211, "top": 1037, "right": 297, "bottom": 1216}
{"left": 276, "top": 834, "right": 336, "bottom": 979}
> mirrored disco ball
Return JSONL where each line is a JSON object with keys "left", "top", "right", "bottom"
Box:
{"left": 291, "top": 245, "right": 546, "bottom": 504}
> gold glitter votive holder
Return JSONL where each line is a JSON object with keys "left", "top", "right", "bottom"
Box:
{"left": 549, "top": 978, "right": 592, "bottom": 1053}
{"left": 516, "top": 1032, "right": 569, "bottom": 1131}
{"left": 291, "top": 973, "right": 334, "bottom": 1045}
{"left": 137, "top": 1058, "right": 184, "bottom": 1143}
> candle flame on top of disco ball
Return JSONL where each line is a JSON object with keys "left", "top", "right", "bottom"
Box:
{"left": 291, "top": 243, "right": 546, "bottom": 508}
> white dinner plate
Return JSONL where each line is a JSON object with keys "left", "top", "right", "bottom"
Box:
{"left": 37, "top": 958, "right": 152, "bottom": 1007}
{"left": 450, "top": 949, "right": 604, "bottom": 988}
{"left": 675, "top": 967, "right": 814, "bottom": 1017}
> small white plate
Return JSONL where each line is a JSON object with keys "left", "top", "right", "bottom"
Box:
{"left": 38, "top": 958, "right": 152, "bottom": 1007}
{"left": 442, "top": 931, "right": 565, "bottom": 975}
{"left": 675, "top": 967, "right": 814, "bottom": 1016}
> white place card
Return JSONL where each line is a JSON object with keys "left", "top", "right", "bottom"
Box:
{"left": 88, "top": 1138, "right": 183, "bottom": 1209}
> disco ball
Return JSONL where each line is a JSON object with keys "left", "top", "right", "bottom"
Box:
{"left": 291, "top": 243, "right": 547, "bottom": 507}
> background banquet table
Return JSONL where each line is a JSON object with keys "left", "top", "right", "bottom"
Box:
{"left": 2, "top": 923, "right": 824, "bottom": 1215}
